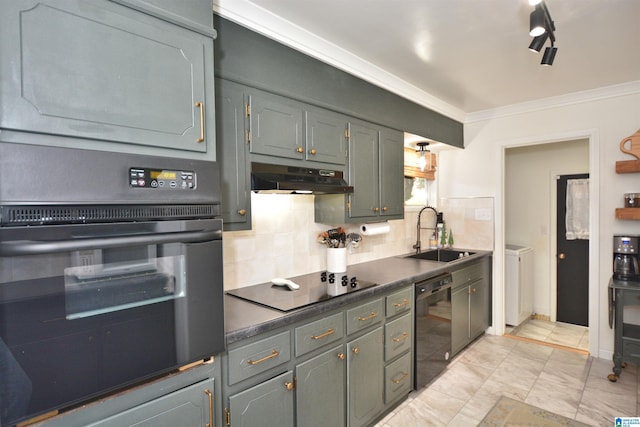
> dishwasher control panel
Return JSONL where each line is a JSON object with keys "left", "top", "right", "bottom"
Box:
{"left": 416, "top": 273, "right": 452, "bottom": 294}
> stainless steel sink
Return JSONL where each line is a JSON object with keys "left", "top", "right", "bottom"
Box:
{"left": 406, "top": 249, "right": 475, "bottom": 262}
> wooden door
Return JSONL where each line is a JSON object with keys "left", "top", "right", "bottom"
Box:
{"left": 556, "top": 174, "right": 589, "bottom": 326}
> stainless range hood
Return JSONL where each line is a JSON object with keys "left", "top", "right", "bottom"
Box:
{"left": 251, "top": 162, "right": 353, "bottom": 194}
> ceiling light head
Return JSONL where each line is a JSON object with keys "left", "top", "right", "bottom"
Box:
{"left": 529, "top": 5, "right": 546, "bottom": 37}
{"left": 528, "top": 33, "right": 548, "bottom": 53}
{"left": 416, "top": 142, "right": 431, "bottom": 172}
{"left": 541, "top": 46, "right": 557, "bottom": 65}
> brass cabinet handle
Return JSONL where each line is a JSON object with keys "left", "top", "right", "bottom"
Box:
{"left": 392, "top": 332, "right": 409, "bottom": 343}
{"left": 559, "top": 253, "right": 566, "bottom": 260}
{"left": 373, "top": 207, "right": 380, "bottom": 213}
{"left": 284, "top": 380, "right": 295, "bottom": 391}
{"left": 309, "top": 148, "right": 317, "bottom": 155}
{"left": 195, "top": 102, "right": 205, "bottom": 143}
{"left": 311, "top": 328, "right": 335, "bottom": 340}
{"left": 296, "top": 146, "right": 304, "bottom": 153}
{"left": 238, "top": 209, "right": 247, "bottom": 216}
{"left": 247, "top": 349, "right": 279, "bottom": 365}
{"left": 391, "top": 372, "right": 409, "bottom": 384}
{"left": 204, "top": 389, "right": 213, "bottom": 427}
{"left": 382, "top": 206, "right": 388, "bottom": 212}
{"left": 352, "top": 347, "right": 359, "bottom": 355}
{"left": 337, "top": 353, "right": 345, "bottom": 360}
{"left": 357, "top": 312, "right": 378, "bottom": 321}
{"left": 393, "top": 299, "right": 409, "bottom": 308}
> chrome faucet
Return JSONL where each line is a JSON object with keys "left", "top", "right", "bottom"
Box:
{"left": 413, "top": 206, "right": 440, "bottom": 254}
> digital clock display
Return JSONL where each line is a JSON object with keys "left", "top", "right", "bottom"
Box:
{"left": 150, "top": 170, "right": 177, "bottom": 180}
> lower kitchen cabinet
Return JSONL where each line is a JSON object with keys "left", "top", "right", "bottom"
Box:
{"left": 222, "top": 284, "right": 414, "bottom": 427}
{"left": 348, "top": 327, "right": 384, "bottom": 427}
{"left": 296, "top": 345, "right": 346, "bottom": 427}
{"left": 451, "top": 259, "right": 491, "bottom": 356}
{"left": 87, "top": 378, "right": 216, "bottom": 427}
{"left": 227, "top": 371, "right": 295, "bottom": 427}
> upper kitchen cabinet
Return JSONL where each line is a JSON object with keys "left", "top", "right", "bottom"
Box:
{"left": 215, "top": 78, "right": 251, "bottom": 231}
{"left": 315, "top": 122, "right": 404, "bottom": 224}
{"left": 0, "top": 0, "right": 216, "bottom": 160}
{"left": 304, "top": 107, "right": 348, "bottom": 165}
{"left": 248, "top": 90, "right": 304, "bottom": 160}
{"left": 247, "top": 88, "right": 347, "bottom": 166}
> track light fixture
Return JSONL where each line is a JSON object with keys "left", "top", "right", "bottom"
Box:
{"left": 527, "top": 0, "right": 557, "bottom": 65}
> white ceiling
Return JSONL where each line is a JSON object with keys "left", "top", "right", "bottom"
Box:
{"left": 214, "top": 0, "right": 640, "bottom": 122}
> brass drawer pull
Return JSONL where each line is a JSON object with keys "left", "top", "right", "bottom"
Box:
{"left": 284, "top": 380, "right": 295, "bottom": 391}
{"left": 296, "top": 146, "right": 304, "bottom": 153}
{"left": 204, "top": 389, "right": 213, "bottom": 427}
{"left": 247, "top": 349, "right": 279, "bottom": 365}
{"left": 195, "top": 102, "right": 205, "bottom": 143}
{"left": 392, "top": 371, "right": 409, "bottom": 384}
{"left": 311, "top": 328, "right": 335, "bottom": 340}
{"left": 337, "top": 353, "right": 345, "bottom": 360}
{"left": 238, "top": 209, "right": 247, "bottom": 216}
{"left": 393, "top": 299, "right": 409, "bottom": 308}
{"left": 392, "top": 332, "right": 409, "bottom": 343}
{"left": 358, "top": 312, "right": 378, "bottom": 321}
{"left": 352, "top": 347, "right": 359, "bottom": 355}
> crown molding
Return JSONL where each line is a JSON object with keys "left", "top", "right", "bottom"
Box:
{"left": 213, "top": 0, "right": 466, "bottom": 122}
{"left": 465, "top": 80, "right": 640, "bottom": 123}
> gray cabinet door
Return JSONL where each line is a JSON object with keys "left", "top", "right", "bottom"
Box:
{"left": 348, "top": 123, "right": 380, "bottom": 219}
{"left": 305, "top": 110, "right": 347, "bottom": 165}
{"left": 0, "top": 0, "right": 214, "bottom": 155}
{"left": 215, "top": 79, "right": 251, "bottom": 230}
{"left": 347, "top": 327, "right": 384, "bottom": 427}
{"left": 228, "top": 371, "right": 295, "bottom": 427}
{"left": 249, "top": 92, "right": 304, "bottom": 159}
{"left": 87, "top": 378, "right": 215, "bottom": 427}
{"left": 469, "top": 278, "right": 489, "bottom": 340}
{"left": 296, "top": 345, "right": 346, "bottom": 427}
{"left": 451, "top": 285, "right": 470, "bottom": 356}
{"left": 379, "top": 128, "right": 405, "bottom": 218}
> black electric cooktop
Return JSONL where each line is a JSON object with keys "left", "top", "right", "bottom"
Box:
{"left": 226, "top": 270, "right": 377, "bottom": 312}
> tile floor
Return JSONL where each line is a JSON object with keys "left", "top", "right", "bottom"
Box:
{"left": 375, "top": 333, "right": 638, "bottom": 426}
{"left": 505, "top": 318, "right": 590, "bottom": 352}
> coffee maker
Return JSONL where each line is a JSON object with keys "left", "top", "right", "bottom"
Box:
{"left": 613, "top": 235, "right": 640, "bottom": 281}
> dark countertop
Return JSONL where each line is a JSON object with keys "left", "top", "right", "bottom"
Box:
{"left": 224, "top": 250, "right": 492, "bottom": 345}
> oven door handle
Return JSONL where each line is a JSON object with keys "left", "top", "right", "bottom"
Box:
{"left": 0, "top": 228, "right": 222, "bottom": 256}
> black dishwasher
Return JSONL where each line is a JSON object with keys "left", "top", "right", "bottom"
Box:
{"left": 414, "top": 273, "right": 453, "bottom": 389}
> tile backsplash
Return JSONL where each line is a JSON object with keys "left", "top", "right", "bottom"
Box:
{"left": 222, "top": 194, "right": 494, "bottom": 290}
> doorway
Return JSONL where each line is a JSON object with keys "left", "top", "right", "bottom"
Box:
{"left": 504, "top": 140, "right": 589, "bottom": 351}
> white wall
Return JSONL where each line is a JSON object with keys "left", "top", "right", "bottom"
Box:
{"left": 438, "top": 87, "right": 640, "bottom": 359}
{"left": 505, "top": 140, "right": 589, "bottom": 318}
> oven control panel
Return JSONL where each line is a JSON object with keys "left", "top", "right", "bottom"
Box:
{"left": 129, "top": 167, "right": 196, "bottom": 190}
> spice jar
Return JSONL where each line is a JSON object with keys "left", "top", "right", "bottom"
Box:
{"left": 624, "top": 193, "right": 640, "bottom": 208}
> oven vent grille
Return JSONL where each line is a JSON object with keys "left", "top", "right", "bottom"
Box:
{"left": 1, "top": 204, "right": 219, "bottom": 226}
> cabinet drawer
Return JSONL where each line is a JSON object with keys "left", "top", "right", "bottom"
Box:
{"left": 384, "top": 313, "right": 412, "bottom": 361}
{"left": 384, "top": 352, "right": 412, "bottom": 404}
{"left": 227, "top": 331, "right": 290, "bottom": 385}
{"left": 385, "top": 287, "right": 413, "bottom": 318}
{"left": 295, "top": 312, "right": 344, "bottom": 357}
{"left": 451, "top": 260, "right": 484, "bottom": 286}
{"left": 622, "top": 339, "right": 640, "bottom": 363}
{"left": 347, "top": 298, "right": 384, "bottom": 335}
{"left": 89, "top": 378, "right": 215, "bottom": 427}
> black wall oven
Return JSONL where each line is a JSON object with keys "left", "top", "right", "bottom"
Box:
{"left": 0, "top": 143, "right": 225, "bottom": 426}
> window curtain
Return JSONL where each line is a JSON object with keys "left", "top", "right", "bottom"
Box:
{"left": 565, "top": 178, "right": 589, "bottom": 240}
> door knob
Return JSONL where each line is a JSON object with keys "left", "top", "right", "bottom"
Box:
{"left": 559, "top": 253, "right": 566, "bottom": 260}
